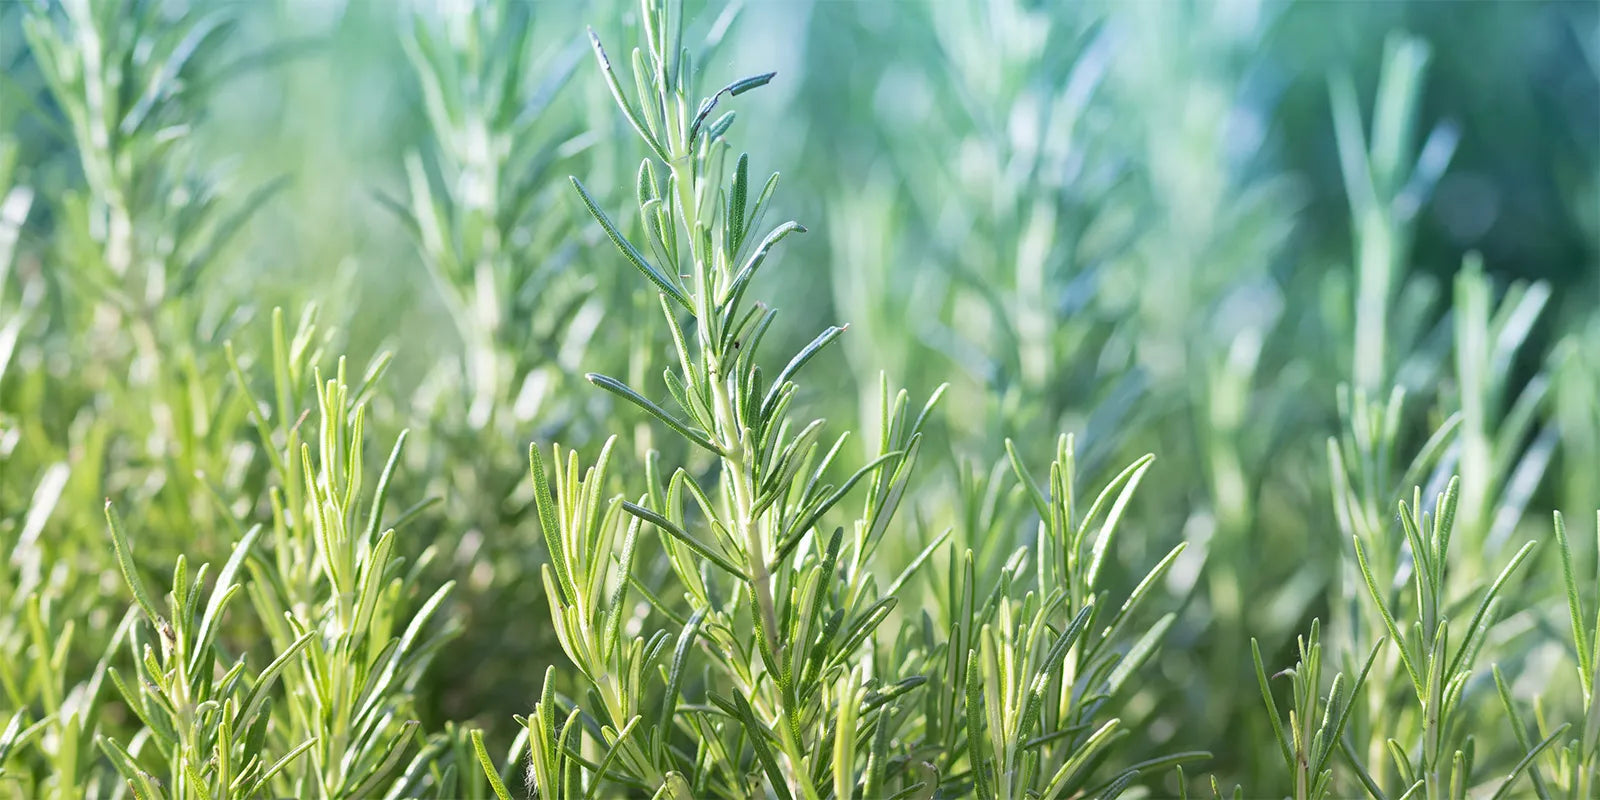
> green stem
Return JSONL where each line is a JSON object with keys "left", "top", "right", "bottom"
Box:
{"left": 713, "top": 362, "right": 780, "bottom": 657}
{"left": 666, "top": 102, "right": 810, "bottom": 800}
{"left": 1353, "top": 207, "right": 1393, "bottom": 394}
{"left": 774, "top": 712, "right": 823, "bottom": 800}
{"left": 667, "top": 145, "right": 782, "bottom": 668}
{"left": 1423, "top": 699, "right": 1441, "bottom": 800}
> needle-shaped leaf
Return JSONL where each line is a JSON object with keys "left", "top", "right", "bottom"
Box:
{"left": 688, "top": 71, "right": 776, "bottom": 146}
{"left": 530, "top": 443, "right": 576, "bottom": 604}
{"left": 97, "top": 736, "right": 164, "bottom": 799}
{"left": 236, "top": 631, "right": 315, "bottom": 727}
{"left": 1084, "top": 454, "right": 1155, "bottom": 592}
{"left": 1554, "top": 511, "right": 1594, "bottom": 695}
{"left": 657, "top": 609, "right": 705, "bottom": 749}
{"left": 105, "top": 502, "right": 163, "bottom": 629}
{"left": 242, "top": 737, "right": 318, "bottom": 798}
{"left": 1490, "top": 665, "right": 1556, "bottom": 800}
{"left": 471, "top": 729, "right": 514, "bottom": 800}
{"left": 1445, "top": 539, "right": 1537, "bottom": 679}
{"left": 347, "top": 720, "right": 421, "bottom": 798}
{"left": 586, "top": 28, "right": 668, "bottom": 160}
{"left": 883, "top": 528, "right": 952, "bottom": 600}
{"left": 193, "top": 525, "right": 260, "bottom": 670}
{"left": 571, "top": 176, "right": 693, "bottom": 311}
{"left": 363, "top": 429, "right": 408, "bottom": 545}
{"left": 1252, "top": 637, "right": 1295, "bottom": 769}
{"left": 720, "top": 220, "right": 805, "bottom": 323}
{"left": 759, "top": 324, "right": 847, "bottom": 417}
{"left": 730, "top": 691, "right": 794, "bottom": 800}
{"left": 1105, "top": 612, "right": 1175, "bottom": 696}
{"left": 1353, "top": 534, "right": 1424, "bottom": 697}
{"left": 621, "top": 501, "right": 746, "bottom": 581}
{"left": 601, "top": 515, "right": 642, "bottom": 655}
{"left": 1005, "top": 438, "right": 1052, "bottom": 522}
{"left": 1488, "top": 723, "right": 1571, "bottom": 800}
{"left": 1319, "top": 637, "right": 1386, "bottom": 777}
{"left": 965, "top": 648, "right": 992, "bottom": 799}
{"left": 587, "top": 372, "right": 722, "bottom": 454}
{"left": 584, "top": 717, "right": 642, "bottom": 800}
{"left": 352, "top": 528, "right": 396, "bottom": 644}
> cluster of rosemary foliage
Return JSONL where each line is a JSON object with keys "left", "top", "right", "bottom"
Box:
{"left": 1, "top": 0, "right": 1597, "bottom": 798}
{"left": 462, "top": 4, "right": 1202, "bottom": 796}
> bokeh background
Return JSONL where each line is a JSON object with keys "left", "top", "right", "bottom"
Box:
{"left": 1, "top": 0, "right": 1596, "bottom": 794}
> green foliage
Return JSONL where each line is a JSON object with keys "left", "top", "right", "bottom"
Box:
{"left": 0, "top": 0, "right": 1596, "bottom": 798}
{"left": 1346, "top": 477, "right": 1551, "bottom": 799}
{"left": 100, "top": 507, "right": 315, "bottom": 799}
{"left": 1252, "top": 620, "right": 1382, "bottom": 800}
{"left": 392, "top": 0, "right": 592, "bottom": 429}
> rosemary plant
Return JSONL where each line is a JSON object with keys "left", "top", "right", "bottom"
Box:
{"left": 22, "top": 0, "right": 288, "bottom": 556}
{"left": 0, "top": 150, "right": 118, "bottom": 792}
{"left": 391, "top": 0, "right": 632, "bottom": 747}
{"left": 1534, "top": 510, "right": 1600, "bottom": 799}
{"left": 1251, "top": 619, "right": 1383, "bottom": 800}
{"left": 1487, "top": 510, "right": 1600, "bottom": 800}
{"left": 394, "top": 0, "right": 592, "bottom": 432}
{"left": 1346, "top": 476, "right": 1554, "bottom": 799}
{"left": 227, "top": 311, "right": 460, "bottom": 797}
{"left": 946, "top": 435, "right": 1203, "bottom": 798}
{"left": 471, "top": 2, "right": 1197, "bottom": 796}
{"left": 1329, "top": 33, "right": 1457, "bottom": 396}
{"left": 1448, "top": 257, "right": 1554, "bottom": 564}
{"left": 2, "top": 1, "right": 1595, "bottom": 797}
{"left": 1319, "top": 388, "right": 1568, "bottom": 800}
{"left": 99, "top": 505, "right": 314, "bottom": 798}
{"left": 500, "top": 0, "right": 942, "bottom": 788}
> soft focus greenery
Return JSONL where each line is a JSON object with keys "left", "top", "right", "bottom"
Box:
{"left": 0, "top": 0, "right": 1595, "bottom": 797}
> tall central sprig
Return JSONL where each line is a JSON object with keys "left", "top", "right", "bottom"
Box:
{"left": 535, "top": 2, "right": 942, "bottom": 795}
{"left": 571, "top": 3, "right": 801, "bottom": 664}
{"left": 497, "top": 2, "right": 965, "bottom": 796}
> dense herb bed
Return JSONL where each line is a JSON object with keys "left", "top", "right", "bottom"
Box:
{"left": 1, "top": 0, "right": 1596, "bottom": 798}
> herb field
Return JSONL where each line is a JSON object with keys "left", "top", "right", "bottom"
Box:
{"left": 0, "top": 0, "right": 1596, "bottom": 798}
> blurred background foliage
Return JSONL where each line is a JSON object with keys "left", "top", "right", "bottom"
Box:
{"left": 0, "top": 0, "right": 1595, "bottom": 795}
